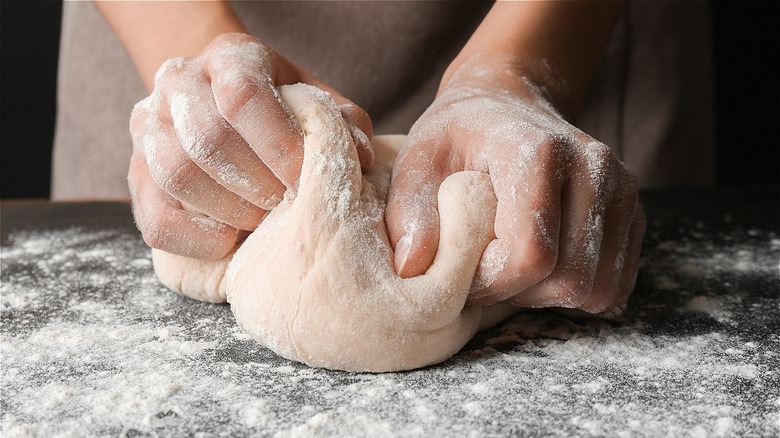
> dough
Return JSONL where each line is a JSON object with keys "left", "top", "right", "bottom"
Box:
{"left": 153, "top": 84, "right": 518, "bottom": 372}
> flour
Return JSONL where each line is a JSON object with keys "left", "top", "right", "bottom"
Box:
{"left": 648, "top": 229, "right": 779, "bottom": 326}
{"left": 190, "top": 214, "right": 226, "bottom": 233}
{"left": 684, "top": 295, "right": 724, "bottom": 314}
{"left": 153, "top": 57, "right": 187, "bottom": 86}
{"left": 168, "top": 92, "right": 199, "bottom": 156}
{"left": 655, "top": 275, "right": 681, "bottom": 290}
{"left": 2, "top": 196, "right": 778, "bottom": 433}
{"left": 168, "top": 91, "right": 255, "bottom": 196}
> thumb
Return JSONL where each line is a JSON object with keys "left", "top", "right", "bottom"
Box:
{"left": 385, "top": 137, "right": 451, "bottom": 278}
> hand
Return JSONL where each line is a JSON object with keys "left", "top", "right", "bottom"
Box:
{"left": 385, "top": 56, "right": 645, "bottom": 317}
{"left": 129, "top": 33, "right": 373, "bottom": 259}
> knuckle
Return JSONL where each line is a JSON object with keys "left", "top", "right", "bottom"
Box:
{"left": 548, "top": 271, "right": 592, "bottom": 308}
{"left": 623, "top": 180, "right": 640, "bottom": 208}
{"left": 586, "top": 140, "right": 618, "bottom": 172}
{"left": 129, "top": 100, "right": 149, "bottom": 128}
{"left": 535, "top": 135, "right": 566, "bottom": 164}
{"left": 163, "top": 161, "right": 199, "bottom": 194}
{"left": 132, "top": 130, "right": 165, "bottom": 158}
{"left": 581, "top": 283, "right": 614, "bottom": 313}
{"left": 512, "top": 237, "right": 557, "bottom": 280}
{"left": 150, "top": 154, "right": 199, "bottom": 196}
{"left": 621, "top": 163, "right": 639, "bottom": 188}
{"left": 610, "top": 168, "right": 641, "bottom": 221}
{"left": 216, "top": 74, "right": 265, "bottom": 120}
{"left": 205, "top": 36, "right": 273, "bottom": 77}
{"left": 617, "top": 164, "right": 640, "bottom": 197}
{"left": 139, "top": 212, "right": 170, "bottom": 250}
{"left": 130, "top": 95, "right": 162, "bottom": 134}
{"left": 154, "top": 57, "right": 189, "bottom": 88}
{"left": 183, "top": 122, "right": 231, "bottom": 164}
{"left": 129, "top": 111, "right": 145, "bottom": 135}
{"left": 573, "top": 140, "right": 621, "bottom": 197}
{"left": 587, "top": 139, "right": 614, "bottom": 158}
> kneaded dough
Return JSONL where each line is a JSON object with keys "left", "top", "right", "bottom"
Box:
{"left": 153, "top": 84, "right": 518, "bottom": 372}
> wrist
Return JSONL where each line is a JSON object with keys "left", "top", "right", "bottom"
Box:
{"left": 440, "top": 53, "right": 570, "bottom": 118}
{"left": 441, "top": 0, "right": 625, "bottom": 120}
{"left": 96, "top": 0, "right": 247, "bottom": 90}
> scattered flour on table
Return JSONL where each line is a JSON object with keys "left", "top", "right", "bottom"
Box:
{"left": 650, "top": 228, "right": 779, "bottom": 326}
{"left": 1, "top": 220, "right": 778, "bottom": 436}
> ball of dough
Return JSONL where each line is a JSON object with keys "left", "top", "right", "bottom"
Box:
{"left": 153, "top": 84, "right": 518, "bottom": 372}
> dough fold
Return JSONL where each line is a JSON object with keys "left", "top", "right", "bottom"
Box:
{"left": 153, "top": 84, "right": 517, "bottom": 372}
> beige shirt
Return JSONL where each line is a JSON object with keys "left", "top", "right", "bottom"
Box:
{"left": 52, "top": 1, "right": 713, "bottom": 200}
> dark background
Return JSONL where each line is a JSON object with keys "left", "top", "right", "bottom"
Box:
{"left": 1, "top": 1, "right": 778, "bottom": 199}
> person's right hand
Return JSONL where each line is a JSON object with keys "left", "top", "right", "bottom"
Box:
{"left": 129, "top": 33, "right": 373, "bottom": 260}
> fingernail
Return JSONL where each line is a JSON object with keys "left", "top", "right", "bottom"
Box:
{"left": 602, "top": 304, "right": 625, "bottom": 320}
{"left": 348, "top": 123, "right": 369, "bottom": 145}
{"left": 394, "top": 234, "right": 413, "bottom": 276}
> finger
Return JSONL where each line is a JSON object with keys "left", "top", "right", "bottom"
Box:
{"left": 205, "top": 41, "right": 304, "bottom": 190}
{"left": 297, "top": 70, "right": 375, "bottom": 170}
{"left": 509, "top": 142, "right": 617, "bottom": 309}
{"left": 294, "top": 65, "right": 374, "bottom": 170}
{"left": 599, "top": 206, "right": 646, "bottom": 319}
{"left": 579, "top": 167, "right": 639, "bottom": 313}
{"left": 385, "top": 136, "right": 452, "bottom": 278}
{"left": 338, "top": 101, "right": 374, "bottom": 171}
{"left": 163, "top": 78, "right": 286, "bottom": 210}
{"left": 128, "top": 151, "right": 238, "bottom": 260}
{"left": 141, "top": 98, "right": 266, "bottom": 231}
{"left": 467, "top": 146, "right": 564, "bottom": 305}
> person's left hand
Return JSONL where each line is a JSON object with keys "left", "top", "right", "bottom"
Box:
{"left": 385, "top": 56, "right": 645, "bottom": 317}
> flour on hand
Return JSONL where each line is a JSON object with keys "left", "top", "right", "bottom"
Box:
{"left": 153, "top": 84, "right": 517, "bottom": 372}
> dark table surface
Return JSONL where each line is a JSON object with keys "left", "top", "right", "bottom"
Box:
{"left": 1, "top": 186, "right": 779, "bottom": 437}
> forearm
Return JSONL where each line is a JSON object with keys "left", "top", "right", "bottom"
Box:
{"left": 444, "top": 0, "right": 625, "bottom": 118}
{"left": 95, "top": 0, "right": 246, "bottom": 90}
